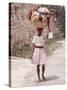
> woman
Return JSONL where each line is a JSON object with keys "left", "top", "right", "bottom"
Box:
{"left": 32, "top": 28, "right": 47, "bottom": 82}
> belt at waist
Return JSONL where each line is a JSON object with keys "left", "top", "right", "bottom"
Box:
{"left": 35, "top": 46, "right": 44, "bottom": 48}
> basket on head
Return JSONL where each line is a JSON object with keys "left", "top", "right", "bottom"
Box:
{"left": 32, "top": 20, "right": 48, "bottom": 28}
{"left": 28, "top": 7, "right": 51, "bottom": 28}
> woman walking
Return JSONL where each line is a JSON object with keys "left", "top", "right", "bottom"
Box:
{"left": 32, "top": 28, "right": 47, "bottom": 82}
{"left": 28, "top": 7, "right": 54, "bottom": 82}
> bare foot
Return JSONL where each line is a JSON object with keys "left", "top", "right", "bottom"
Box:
{"left": 38, "top": 78, "right": 41, "bottom": 82}
{"left": 42, "top": 75, "right": 46, "bottom": 81}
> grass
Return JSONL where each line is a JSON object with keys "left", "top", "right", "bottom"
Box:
{"left": 44, "top": 39, "right": 61, "bottom": 56}
{"left": 11, "top": 45, "right": 33, "bottom": 59}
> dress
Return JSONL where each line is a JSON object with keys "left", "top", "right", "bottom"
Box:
{"left": 32, "top": 35, "right": 47, "bottom": 65}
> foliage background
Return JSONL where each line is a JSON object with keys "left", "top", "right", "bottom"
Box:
{"left": 9, "top": 3, "right": 65, "bottom": 58}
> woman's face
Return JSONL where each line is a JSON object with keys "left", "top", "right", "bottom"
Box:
{"left": 37, "top": 28, "right": 43, "bottom": 36}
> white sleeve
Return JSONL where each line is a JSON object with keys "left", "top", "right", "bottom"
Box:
{"left": 32, "top": 36, "right": 36, "bottom": 44}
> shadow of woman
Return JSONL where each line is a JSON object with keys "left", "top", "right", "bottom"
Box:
{"left": 35, "top": 75, "right": 59, "bottom": 83}
{"left": 45, "top": 75, "right": 59, "bottom": 81}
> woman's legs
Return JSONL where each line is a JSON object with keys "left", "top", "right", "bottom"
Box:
{"left": 37, "top": 65, "right": 40, "bottom": 81}
{"left": 37, "top": 64, "right": 46, "bottom": 81}
{"left": 42, "top": 65, "right": 46, "bottom": 80}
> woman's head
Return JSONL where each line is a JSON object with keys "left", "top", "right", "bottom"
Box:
{"left": 37, "top": 28, "right": 43, "bottom": 36}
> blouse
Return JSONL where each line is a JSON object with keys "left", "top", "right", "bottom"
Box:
{"left": 32, "top": 35, "right": 44, "bottom": 46}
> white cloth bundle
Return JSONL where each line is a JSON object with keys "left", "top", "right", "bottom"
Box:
{"left": 38, "top": 7, "right": 49, "bottom": 13}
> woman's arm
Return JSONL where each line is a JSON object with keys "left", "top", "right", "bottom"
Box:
{"left": 32, "top": 43, "right": 35, "bottom": 53}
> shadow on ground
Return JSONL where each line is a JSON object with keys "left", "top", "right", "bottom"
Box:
{"left": 45, "top": 75, "right": 59, "bottom": 81}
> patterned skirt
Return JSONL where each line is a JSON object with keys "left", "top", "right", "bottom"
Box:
{"left": 32, "top": 48, "right": 47, "bottom": 65}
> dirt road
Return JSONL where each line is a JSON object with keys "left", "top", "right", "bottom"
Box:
{"left": 11, "top": 40, "right": 65, "bottom": 87}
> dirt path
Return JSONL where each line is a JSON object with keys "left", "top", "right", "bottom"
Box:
{"left": 11, "top": 40, "right": 65, "bottom": 87}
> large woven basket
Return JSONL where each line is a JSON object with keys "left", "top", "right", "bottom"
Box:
{"left": 33, "top": 20, "right": 48, "bottom": 28}
{"left": 31, "top": 7, "right": 50, "bottom": 28}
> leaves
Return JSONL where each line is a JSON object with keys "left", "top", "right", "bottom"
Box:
{"left": 10, "top": 3, "right": 65, "bottom": 58}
